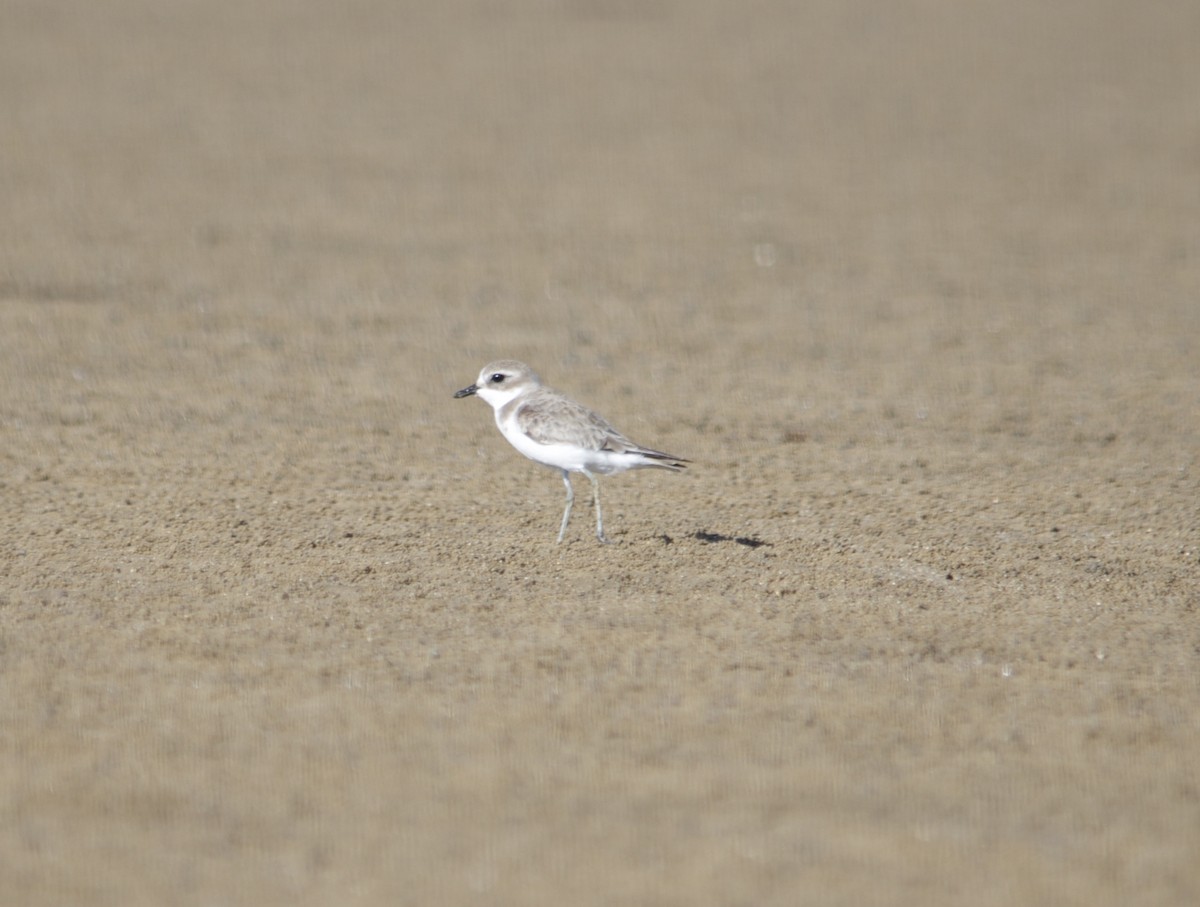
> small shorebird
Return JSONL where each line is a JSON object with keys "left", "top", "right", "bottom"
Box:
{"left": 455, "top": 360, "right": 688, "bottom": 543}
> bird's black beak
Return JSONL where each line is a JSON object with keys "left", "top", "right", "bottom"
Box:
{"left": 454, "top": 384, "right": 478, "bottom": 398}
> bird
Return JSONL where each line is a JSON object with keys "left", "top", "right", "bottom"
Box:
{"left": 454, "top": 360, "right": 688, "bottom": 543}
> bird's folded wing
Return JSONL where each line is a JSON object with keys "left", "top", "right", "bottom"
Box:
{"left": 516, "top": 392, "right": 629, "bottom": 451}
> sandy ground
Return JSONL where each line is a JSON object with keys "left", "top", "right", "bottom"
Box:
{"left": 2, "top": 1, "right": 1198, "bottom": 904}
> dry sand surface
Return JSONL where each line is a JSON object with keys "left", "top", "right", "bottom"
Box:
{"left": 3, "top": 1, "right": 1199, "bottom": 904}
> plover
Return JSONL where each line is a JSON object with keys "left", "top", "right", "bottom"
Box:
{"left": 454, "top": 360, "right": 688, "bottom": 543}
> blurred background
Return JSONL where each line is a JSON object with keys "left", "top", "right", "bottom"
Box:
{"left": 2, "top": 2, "right": 1198, "bottom": 905}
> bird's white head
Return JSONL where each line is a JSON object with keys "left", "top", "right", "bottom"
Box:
{"left": 454, "top": 360, "right": 541, "bottom": 411}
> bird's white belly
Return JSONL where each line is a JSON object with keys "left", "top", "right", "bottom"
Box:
{"left": 497, "top": 413, "right": 624, "bottom": 474}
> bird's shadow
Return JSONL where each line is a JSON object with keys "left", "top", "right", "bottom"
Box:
{"left": 658, "top": 530, "right": 770, "bottom": 549}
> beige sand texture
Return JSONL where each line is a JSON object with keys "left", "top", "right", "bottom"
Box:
{"left": 2, "top": 1, "right": 1198, "bottom": 904}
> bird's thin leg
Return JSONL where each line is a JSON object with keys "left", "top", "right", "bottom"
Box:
{"left": 557, "top": 471, "right": 574, "bottom": 543}
{"left": 582, "top": 469, "right": 609, "bottom": 544}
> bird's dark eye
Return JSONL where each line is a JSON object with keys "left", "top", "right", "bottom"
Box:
{"left": 490, "top": 373, "right": 505, "bottom": 384}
